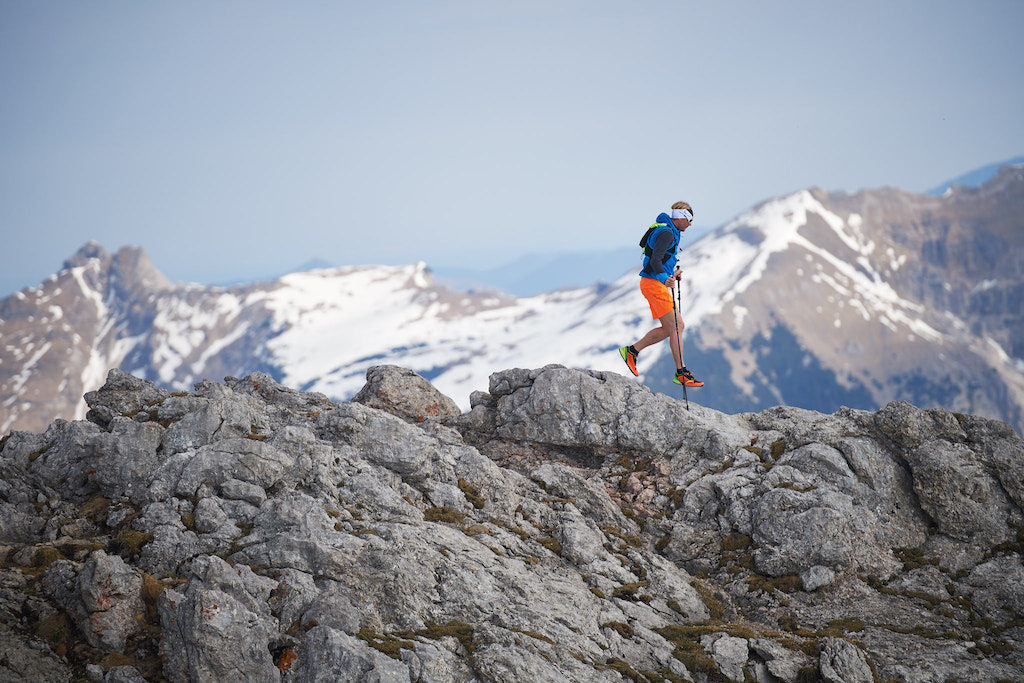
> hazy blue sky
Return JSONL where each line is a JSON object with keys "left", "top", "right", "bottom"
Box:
{"left": 2, "top": 1, "right": 1022, "bottom": 295}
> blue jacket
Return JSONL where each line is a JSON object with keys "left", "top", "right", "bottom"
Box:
{"left": 640, "top": 213, "right": 680, "bottom": 284}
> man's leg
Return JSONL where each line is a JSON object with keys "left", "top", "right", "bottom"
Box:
{"left": 633, "top": 325, "right": 668, "bottom": 352}
{"left": 633, "top": 309, "right": 684, "bottom": 368}
{"left": 661, "top": 309, "right": 684, "bottom": 369}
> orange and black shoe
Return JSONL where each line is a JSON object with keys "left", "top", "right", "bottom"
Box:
{"left": 673, "top": 367, "right": 704, "bottom": 387}
{"left": 618, "top": 346, "right": 639, "bottom": 376}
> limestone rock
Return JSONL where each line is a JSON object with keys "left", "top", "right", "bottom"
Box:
{"left": 819, "top": 637, "right": 873, "bottom": 683}
{"left": 0, "top": 623, "right": 73, "bottom": 682}
{"left": 84, "top": 369, "right": 168, "bottom": 429}
{"left": 750, "top": 638, "right": 814, "bottom": 681}
{"left": 799, "top": 565, "right": 835, "bottom": 592}
{"left": 2, "top": 366, "right": 1023, "bottom": 681}
{"left": 353, "top": 365, "right": 461, "bottom": 423}
{"left": 158, "top": 556, "right": 279, "bottom": 682}
{"left": 76, "top": 551, "right": 144, "bottom": 653}
{"left": 103, "top": 666, "right": 147, "bottom": 683}
{"left": 710, "top": 634, "right": 749, "bottom": 681}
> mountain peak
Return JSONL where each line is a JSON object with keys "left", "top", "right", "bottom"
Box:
{"left": 59, "top": 242, "right": 172, "bottom": 295}
{"left": 61, "top": 241, "right": 111, "bottom": 271}
{"left": 111, "top": 245, "right": 172, "bottom": 292}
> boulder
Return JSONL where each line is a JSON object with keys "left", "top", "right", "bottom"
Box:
{"left": 75, "top": 551, "right": 144, "bottom": 653}
{"left": 353, "top": 365, "right": 461, "bottom": 423}
{"left": 158, "top": 556, "right": 279, "bottom": 682}
{"left": 710, "top": 634, "right": 749, "bottom": 681}
{"left": 84, "top": 369, "right": 168, "bottom": 428}
{"left": 819, "top": 637, "right": 873, "bottom": 683}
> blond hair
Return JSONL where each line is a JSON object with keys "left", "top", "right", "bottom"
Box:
{"left": 671, "top": 201, "right": 692, "bottom": 213}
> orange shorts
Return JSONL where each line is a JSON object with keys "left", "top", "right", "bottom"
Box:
{"left": 640, "top": 277, "right": 673, "bottom": 320}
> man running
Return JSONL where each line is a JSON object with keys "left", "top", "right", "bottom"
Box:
{"left": 619, "top": 201, "right": 704, "bottom": 387}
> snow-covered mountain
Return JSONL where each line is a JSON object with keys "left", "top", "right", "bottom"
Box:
{"left": 2, "top": 166, "right": 1023, "bottom": 434}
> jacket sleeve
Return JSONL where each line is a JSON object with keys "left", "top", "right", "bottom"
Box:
{"left": 642, "top": 230, "right": 674, "bottom": 282}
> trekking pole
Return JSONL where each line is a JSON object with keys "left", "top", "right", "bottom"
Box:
{"left": 673, "top": 278, "right": 689, "bottom": 411}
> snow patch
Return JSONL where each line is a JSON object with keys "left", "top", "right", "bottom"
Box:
{"left": 973, "top": 279, "right": 998, "bottom": 293}
{"left": 11, "top": 342, "right": 52, "bottom": 394}
{"left": 986, "top": 337, "right": 1012, "bottom": 364}
{"left": 193, "top": 323, "right": 250, "bottom": 375}
{"left": 70, "top": 264, "right": 106, "bottom": 316}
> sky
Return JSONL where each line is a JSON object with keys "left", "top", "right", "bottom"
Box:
{"left": 1, "top": 1, "right": 1023, "bottom": 296}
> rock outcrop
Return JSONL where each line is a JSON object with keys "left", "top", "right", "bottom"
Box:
{"left": 0, "top": 363, "right": 1022, "bottom": 681}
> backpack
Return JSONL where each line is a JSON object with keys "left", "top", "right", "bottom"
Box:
{"left": 639, "top": 222, "right": 670, "bottom": 259}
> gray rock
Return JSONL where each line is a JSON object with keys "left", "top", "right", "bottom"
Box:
{"left": 353, "top": 364, "right": 462, "bottom": 423}
{"left": 553, "top": 506, "right": 606, "bottom": 565}
{"left": 104, "top": 666, "right": 147, "bottom": 683}
{"left": 751, "top": 487, "right": 861, "bottom": 576}
{"left": 158, "top": 555, "right": 280, "bottom": 682}
{"left": 0, "top": 623, "right": 73, "bottom": 682}
{"left": 39, "top": 559, "right": 79, "bottom": 606}
{"left": 530, "top": 462, "right": 632, "bottom": 529}
{"left": 76, "top": 550, "right": 144, "bottom": 653}
{"left": 170, "top": 433, "right": 315, "bottom": 499}
{"left": 159, "top": 397, "right": 254, "bottom": 455}
{"left": 960, "top": 555, "right": 1024, "bottom": 624}
{"left": 819, "top": 637, "right": 873, "bottom": 683}
{"left": 317, "top": 403, "right": 439, "bottom": 484}
{"left": 84, "top": 368, "right": 168, "bottom": 428}
{"left": 800, "top": 565, "right": 836, "bottom": 592}
{"left": 219, "top": 477, "right": 267, "bottom": 506}
{"left": 711, "top": 634, "right": 749, "bottom": 681}
{"left": 87, "top": 418, "right": 164, "bottom": 503}
{"left": 902, "top": 438, "right": 1014, "bottom": 544}
{"left": 286, "top": 625, "right": 411, "bottom": 681}
{"left": 750, "top": 638, "right": 814, "bottom": 681}
{"left": 483, "top": 366, "right": 696, "bottom": 456}
{"left": 8, "top": 418, "right": 102, "bottom": 503}
{"left": 885, "top": 565, "right": 950, "bottom": 602}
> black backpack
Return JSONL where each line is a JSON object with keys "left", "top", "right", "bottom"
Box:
{"left": 639, "top": 222, "right": 669, "bottom": 258}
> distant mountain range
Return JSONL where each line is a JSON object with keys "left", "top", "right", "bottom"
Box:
{"left": 2, "top": 164, "right": 1022, "bottom": 435}
{"left": 927, "top": 155, "right": 1024, "bottom": 196}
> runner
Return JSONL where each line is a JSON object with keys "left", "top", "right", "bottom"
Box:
{"left": 619, "top": 201, "right": 704, "bottom": 388}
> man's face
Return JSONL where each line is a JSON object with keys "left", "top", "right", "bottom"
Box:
{"left": 672, "top": 217, "right": 691, "bottom": 231}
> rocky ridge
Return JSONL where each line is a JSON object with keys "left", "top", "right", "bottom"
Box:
{"left": 0, "top": 365, "right": 1022, "bottom": 682}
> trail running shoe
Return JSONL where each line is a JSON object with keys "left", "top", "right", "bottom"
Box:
{"left": 673, "top": 367, "right": 704, "bottom": 387}
{"left": 619, "top": 346, "right": 639, "bottom": 376}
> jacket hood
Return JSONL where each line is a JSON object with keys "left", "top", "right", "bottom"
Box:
{"left": 655, "top": 213, "right": 680, "bottom": 234}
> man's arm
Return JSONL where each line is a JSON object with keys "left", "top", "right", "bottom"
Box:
{"left": 642, "top": 231, "right": 674, "bottom": 278}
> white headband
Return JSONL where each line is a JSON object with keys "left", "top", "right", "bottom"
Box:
{"left": 670, "top": 208, "right": 693, "bottom": 221}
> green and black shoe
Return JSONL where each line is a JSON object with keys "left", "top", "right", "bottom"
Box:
{"left": 673, "top": 367, "right": 704, "bottom": 387}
